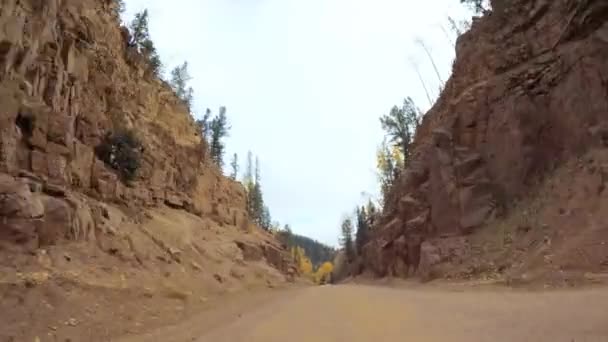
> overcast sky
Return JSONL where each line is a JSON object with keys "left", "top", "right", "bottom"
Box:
{"left": 123, "top": 0, "right": 474, "bottom": 246}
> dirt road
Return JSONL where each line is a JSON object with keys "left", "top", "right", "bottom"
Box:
{"left": 122, "top": 284, "right": 608, "bottom": 342}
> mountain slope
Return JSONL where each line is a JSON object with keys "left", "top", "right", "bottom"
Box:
{"left": 360, "top": 0, "right": 608, "bottom": 286}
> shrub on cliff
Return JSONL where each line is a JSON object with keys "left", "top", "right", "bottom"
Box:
{"left": 95, "top": 129, "right": 142, "bottom": 182}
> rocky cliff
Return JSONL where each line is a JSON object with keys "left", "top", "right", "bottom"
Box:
{"left": 361, "top": 0, "right": 608, "bottom": 286}
{"left": 0, "top": 0, "right": 293, "bottom": 340}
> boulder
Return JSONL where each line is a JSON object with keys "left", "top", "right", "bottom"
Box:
{"left": 0, "top": 175, "right": 44, "bottom": 219}
{"left": 235, "top": 240, "right": 264, "bottom": 261}
{"left": 0, "top": 175, "right": 44, "bottom": 248}
{"left": 418, "top": 237, "right": 470, "bottom": 280}
{"left": 38, "top": 196, "right": 72, "bottom": 246}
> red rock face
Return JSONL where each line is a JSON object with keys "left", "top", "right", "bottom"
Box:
{"left": 361, "top": 0, "right": 608, "bottom": 281}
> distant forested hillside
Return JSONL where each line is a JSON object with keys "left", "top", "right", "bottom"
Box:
{"left": 277, "top": 231, "right": 336, "bottom": 267}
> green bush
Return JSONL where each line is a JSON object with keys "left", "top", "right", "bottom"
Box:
{"left": 95, "top": 129, "right": 142, "bottom": 182}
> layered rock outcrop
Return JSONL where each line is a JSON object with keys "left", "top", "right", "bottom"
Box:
{"left": 0, "top": 1, "right": 294, "bottom": 339}
{"left": 0, "top": 0, "right": 248, "bottom": 219}
{"left": 362, "top": 0, "right": 608, "bottom": 283}
{"left": 0, "top": 0, "right": 272, "bottom": 253}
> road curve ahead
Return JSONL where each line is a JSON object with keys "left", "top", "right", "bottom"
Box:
{"left": 197, "top": 284, "right": 608, "bottom": 342}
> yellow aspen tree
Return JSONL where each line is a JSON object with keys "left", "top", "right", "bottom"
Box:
{"left": 314, "top": 262, "right": 334, "bottom": 284}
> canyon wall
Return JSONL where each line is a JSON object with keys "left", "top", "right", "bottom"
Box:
{"left": 0, "top": 1, "right": 294, "bottom": 340}
{"left": 362, "top": 0, "right": 608, "bottom": 285}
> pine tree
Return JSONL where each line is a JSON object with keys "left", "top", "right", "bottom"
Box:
{"left": 340, "top": 217, "right": 355, "bottom": 262}
{"left": 243, "top": 153, "right": 265, "bottom": 227}
{"left": 460, "top": 0, "right": 487, "bottom": 13}
{"left": 170, "top": 62, "right": 194, "bottom": 110}
{"left": 244, "top": 151, "right": 255, "bottom": 217}
{"left": 250, "top": 157, "right": 265, "bottom": 226}
{"left": 380, "top": 97, "right": 421, "bottom": 164}
{"left": 141, "top": 39, "right": 162, "bottom": 76}
{"left": 129, "top": 10, "right": 150, "bottom": 48}
{"left": 283, "top": 224, "right": 293, "bottom": 244}
{"left": 240, "top": 152, "right": 272, "bottom": 230}
{"left": 377, "top": 139, "right": 398, "bottom": 203}
{"left": 196, "top": 108, "right": 212, "bottom": 142}
{"left": 260, "top": 205, "right": 271, "bottom": 230}
{"left": 209, "top": 107, "right": 229, "bottom": 167}
{"left": 255, "top": 156, "right": 261, "bottom": 184}
{"left": 355, "top": 206, "right": 370, "bottom": 255}
{"left": 244, "top": 151, "right": 254, "bottom": 185}
{"left": 270, "top": 221, "right": 282, "bottom": 232}
{"left": 230, "top": 153, "right": 239, "bottom": 180}
{"left": 129, "top": 10, "right": 163, "bottom": 76}
{"left": 365, "top": 200, "right": 377, "bottom": 227}
{"left": 114, "top": 0, "right": 126, "bottom": 16}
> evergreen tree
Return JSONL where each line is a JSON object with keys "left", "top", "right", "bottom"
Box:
{"left": 244, "top": 151, "right": 255, "bottom": 217}
{"left": 242, "top": 153, "right": 266, "bottom": 228}
{"left": 129, "top": 9, "right": 163, "bottom": 76}
{"left": 250, "top": 157, "right": 265, "bottom": 226}
{"left": 129, "top": 10, "right": 150, "bottom": 48}
{"left": 146, "top": 47, "right": 162, "bottom": 76}
{"left": 355, "top": 206, "right": 370, "bottom": 255}
{"left": 284, "top": 224, "right": 292, "bottom": 235}
{"left": 460, "top": 0, "right": 486, "bottom": 13}
{"left": 141, "top": 39, "right": 162, "bottom": 76}
{"left": 255, "top": 156, "right": 261, "bottom": 184}
{"left": 170, "top": 62, "right": 194, "bottom": 110}
{"left": 230, "top": 153, "right": 239, "bottom": 180}
{"left": 260, "top": 205, "right": 272, "bottom": 230}
{"left": 249, "top": 181, "right": 264, "bottom": 225}
{"left": 340, "top": 217, "right": 355, "bottom": 262}
{"left": 243, "top": 151, "right": 254, "bottom": 185}
{"left": 377, "top": 139, "right": 398, "bottom": 203}
{"left": 283, "top": 224, "right": 293, "bottom": 245}
{"left": 209, "top": 107, "right": 230, "bottom": 167}
{"left": 270, "top": 221, "right": 282, "bottom": 232}
{"left": 380, "top": 97, "right": 421, "bottom": 164}
{"left": 196, "top": 108, "right": 212, "bottom": 142}
{"left": 365, "top": 200, "right": 377, "bottom": 227}
{"left": 114, "top": 0, "right": 126, "bottom": 16}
